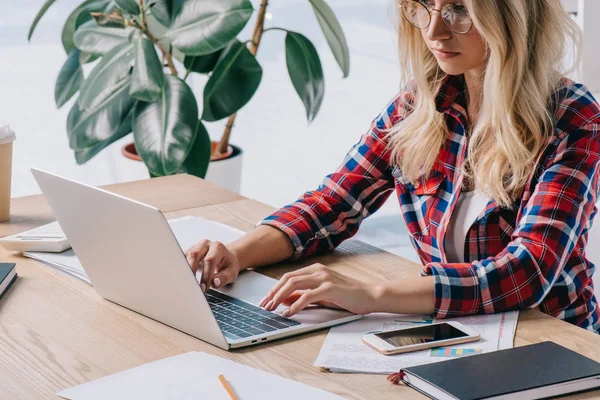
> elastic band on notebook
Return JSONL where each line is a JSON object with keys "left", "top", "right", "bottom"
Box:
{"left": 386, "top": 370, "right": 406, "bottom": 385}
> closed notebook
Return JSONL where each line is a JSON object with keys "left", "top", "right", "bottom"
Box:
{"left": 0, "top": 263, "right": 17, "bottom": 300}
{"left": 398, "top": 341, "right": 600, "bottom": 400}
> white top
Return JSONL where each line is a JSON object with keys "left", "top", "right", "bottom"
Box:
{"left": 0, "top": 125, "right": 16, "bottom": 145}
{"left": 445, "top": 190, "right": 491, "bottom": 263}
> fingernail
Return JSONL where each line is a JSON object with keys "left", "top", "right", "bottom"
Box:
{"left": 266, "top": 300, "right": 274, "bottom": 310}
{"left": 259, "top": 296, "right": 268, "bottom": 307}
{"left": 201, "top": 283, "right": 206, "bottom": 292}
{"left": 282, "top": 309, "right": 290, "bottom": 318}
{"left": 213, "top": 277, "right": 221, "bottom": 287}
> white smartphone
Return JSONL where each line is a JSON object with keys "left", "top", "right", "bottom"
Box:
{"left": 362, "top": 321, "right": 480, "bottom": 356}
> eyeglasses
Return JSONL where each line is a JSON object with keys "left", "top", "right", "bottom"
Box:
{"left": 399, "top": 0, "right": 473, "bottom": 35}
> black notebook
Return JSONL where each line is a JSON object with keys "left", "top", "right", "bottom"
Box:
{"left": 0, "top": 263, "right": 17, "bottom": 300}
{"left": 400, "top": 341, "right": 600, "bottom": 400}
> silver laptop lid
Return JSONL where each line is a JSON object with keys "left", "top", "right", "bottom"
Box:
{"left": 31, "top": 168, "right": 228, "bottom": 349}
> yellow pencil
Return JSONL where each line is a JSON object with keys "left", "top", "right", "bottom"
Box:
{"left": 218, "top": 374, "right": 240, "bottom": 400}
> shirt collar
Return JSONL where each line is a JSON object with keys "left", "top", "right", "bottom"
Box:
{"left": 435, "top": 74, "right": 468, "bottom": 115}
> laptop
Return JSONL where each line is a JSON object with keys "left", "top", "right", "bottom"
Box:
{"left": 31, "top": 169, "right": 362, "bottom": 349}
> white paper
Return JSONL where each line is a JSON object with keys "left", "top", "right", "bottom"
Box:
{"left": 23, "top": 216, "right": 245, "bottom": 284}
{"left": 24, "top": 249, "right": 90, "bottom": 283}
{"left": 58, "top": 351, "right": 343, "bottom": 400}
{"left": 314, "top": 311, "right": 518, "bottom": 374}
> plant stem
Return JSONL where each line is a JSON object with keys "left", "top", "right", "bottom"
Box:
{"left": 139, "top": 0, "right": 145, "bottom": 28}
{"left": 216, "top": 0, "right": 269, "bottom": 155}
{"left": 142, "top": 24, "right": 178, "bottom": 76}
{"left": 134, "top": 0, "right": 177, "bottom": 76}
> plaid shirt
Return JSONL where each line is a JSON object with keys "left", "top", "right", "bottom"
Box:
{"left": 260, "top": 75, "right": 600, "bottom": 334}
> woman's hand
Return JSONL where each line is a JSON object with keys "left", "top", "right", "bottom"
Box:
{"left": 184, "top": 240, "right": 242, "bottom": 293}
{"left": 258, "top": 263, "right": 380, "bottom": 317}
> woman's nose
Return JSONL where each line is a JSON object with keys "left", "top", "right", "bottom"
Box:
{"left": 427, "top": 10, "right": 452, "bottom": 41}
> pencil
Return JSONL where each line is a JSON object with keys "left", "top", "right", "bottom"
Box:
{"left": 218, "top": 374, "right": 240, "bottom": 400}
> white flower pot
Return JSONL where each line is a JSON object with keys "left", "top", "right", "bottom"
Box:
{"left": 204, "top": 144, "right": 243, "bottom": 193}
{"left": 121, "top": 142, "right": 243, "bottom": 194}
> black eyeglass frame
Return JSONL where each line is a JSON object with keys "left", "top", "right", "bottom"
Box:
{"left": 399, "top": 0, "right": 474, "bottom": 35}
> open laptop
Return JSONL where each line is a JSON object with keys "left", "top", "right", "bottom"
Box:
{"left": 31, "top": 169, "right": 362, "bottom": 349}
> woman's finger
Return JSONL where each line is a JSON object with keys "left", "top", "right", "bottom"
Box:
{"left": 259, "top": 264, "right": 325, "bottom": 307}
{"left": 282, "top": 290, "right": 305, "bottom": 306}
{"left": 284, "top": 286, "right": 331, "bottom": 317}
{"left": 202, "top": 241, "right": 226, "bottom": 292}
{"left": 212, "top": 262, "right": 238, "bottom": 288}
{"left": 185, "top": 240, "right": 210, "bottom": 275}
{"left": 266, "top": 273, "right": 322, "bottom": 311}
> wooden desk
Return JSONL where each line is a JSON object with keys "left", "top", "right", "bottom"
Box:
{"left": 0, "top": 174, "right": 244, "bottom": 238}
{"left": 1, "top": 175, "right": 599, "bottom": 399}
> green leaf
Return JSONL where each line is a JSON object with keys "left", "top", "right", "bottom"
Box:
{"left": 130, "top": 37, "right": 165, "bottom": 102}
{"left": 103, "top": 1, "right": 120, "bottom": 13}
{"left": 150, "top": 0, "right": 183, "bottom": 28}
{"left": 164, "top": 0, "right": 253, "bottom": 56}
{"left": 28, "top": 0, "right": 58, "bottom": 41}
{"left": 132, "top": 75, "right": 199, "bottom": 175}
{"left": 74, "top": 110, "right": 133, "bottom": 164}
{"left": 308, "top": 0, "right": 350, "bottom": 78}
{"left": 67, "top": 78, "right": 135, "bottom": 150}
{"left": 55, "top": 49, "right": 84, "bottom": 108}
{"left": 114, "top": 0, "right": 140, "bottom": 14}
{"left": 183, "top": 50, "right": 222, "bottom": 74}
{"left": 177, "top": 121, "right": 212, "bottom": 178}
{"left": 78, "top": 42, "right": 134, "bottom": 113}
{"left": 74, "top": 20, "right": 134, "bottom": 55}
{"left": 80, "top": 52, "right": 100, "bottom": 64}
{"left": 62, "top": 0, "right": 110, "bottom": 54}
{"left": 202, "top": 40, "right": 262, "bottom": 122}
{"left": 285, "top": 32, "right": 325, "bottom": 122}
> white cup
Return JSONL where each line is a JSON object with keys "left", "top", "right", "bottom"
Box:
{"left": 0, "top": 125, "right": 16, "bottom": 222}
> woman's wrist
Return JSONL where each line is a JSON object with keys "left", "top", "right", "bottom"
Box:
{"left": 364, "top": 281, "right": 387, "bottom": 314}
{"left": 365, "top": 277, "right": 436, "bottom": 315}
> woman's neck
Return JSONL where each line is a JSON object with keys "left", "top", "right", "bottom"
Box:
{"left": 464, "top": 69, "right": 484, "bottom": 127}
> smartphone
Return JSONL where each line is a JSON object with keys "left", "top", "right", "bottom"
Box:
{"left": 361, "top": 321, "right": 480, "bottom": 355}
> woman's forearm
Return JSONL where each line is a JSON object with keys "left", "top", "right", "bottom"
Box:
{"left": 228, "top": 225, "right": 295, "bottom": 270}
{"left": 371, "top": 276, "right": 436, "bottom": 315}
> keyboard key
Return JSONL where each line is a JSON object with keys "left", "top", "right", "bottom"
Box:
{"left": 254, "top": 323, "right": 277, "bottom": 332}
{"left": 244, "top": 327, "right": 266, "bottom": 335}
{"left": 223, "top": 331, "right": 239, "bottom": 340}
{"left": 272, "top": 316, "right": 301, "bottom": 326}
{"left": 259, "top": 319, "right": 289, "bottom": 330}
{"left": 234, "top": 331, "right": 254, "bottom": 338}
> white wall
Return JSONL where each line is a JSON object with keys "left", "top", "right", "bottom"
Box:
{"left": 576, "top": 0, "right": 600, "bottom": 92}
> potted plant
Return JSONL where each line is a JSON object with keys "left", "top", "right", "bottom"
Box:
{"left": 28, "top": 0, "right": 350, "bottom": 192}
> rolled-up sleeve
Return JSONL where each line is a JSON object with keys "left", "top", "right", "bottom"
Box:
{"left": 259, "top": 94, "right": 411, "bottom": 260}
{"left": 424, "top": 125, "right": 600, "bottom": 317}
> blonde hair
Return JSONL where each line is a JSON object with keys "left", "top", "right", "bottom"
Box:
{"left": 388, "top": 0, "right": 582, "bottom": 207}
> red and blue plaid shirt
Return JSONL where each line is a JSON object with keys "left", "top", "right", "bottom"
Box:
{"left": 260, "top": 75, "right": 600, "bottom": 334}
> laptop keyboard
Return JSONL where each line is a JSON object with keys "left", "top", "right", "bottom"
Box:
{"left": 206, "top": 290, "right": 301, "bottom": 341}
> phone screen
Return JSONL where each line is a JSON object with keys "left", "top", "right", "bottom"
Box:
{"left": 374, "top": 323, "right": 468, "bottom": 348}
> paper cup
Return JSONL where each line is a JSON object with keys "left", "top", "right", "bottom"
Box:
{"left": 0, "top": 126, "right": 16, "bottom": 222}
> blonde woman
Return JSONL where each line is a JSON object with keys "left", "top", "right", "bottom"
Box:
{"left": 186, "top": 0, "right": 600, "bottom": 333}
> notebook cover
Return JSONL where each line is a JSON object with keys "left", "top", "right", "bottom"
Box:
{"left": 403, "top": 341, "right": 600, "bottom": 400}
{"left": 0, "top": 263, "right": 17, "bottom": 300}
{"left": 0, "top": 263, "right": 15, "bottom": 282}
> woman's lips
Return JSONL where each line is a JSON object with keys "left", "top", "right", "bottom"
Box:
{"left": 432, "top": 49, "right": 460, "bottom": 60}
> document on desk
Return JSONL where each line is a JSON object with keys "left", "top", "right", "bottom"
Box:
{"left": 314, "top": 311, "right": 518, "bottom": 374}
{"left": 58, "top": 351, "right": 344, "bottom": 400}
{"left": 23, "top": 216, "right": 245, "bottom": 283}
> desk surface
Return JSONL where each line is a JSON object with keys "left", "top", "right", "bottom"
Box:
{"left": 1, "top": 175, "right": 599, "bottom": 399}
